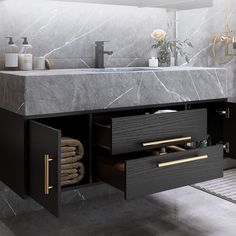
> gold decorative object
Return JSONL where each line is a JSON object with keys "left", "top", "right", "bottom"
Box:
{"left": 212, "top": 0, "right": 236, "bottom": 64}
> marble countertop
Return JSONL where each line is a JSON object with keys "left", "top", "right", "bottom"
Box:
{"left": 0, "top": 66, "right": 225, "bottom": 77}
{"left": 0, "top": 67, "right": 228, "bottom": 116}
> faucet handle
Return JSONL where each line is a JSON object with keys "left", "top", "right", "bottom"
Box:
{"left": 95, "top": 41, "right": 110, "bottom": 46}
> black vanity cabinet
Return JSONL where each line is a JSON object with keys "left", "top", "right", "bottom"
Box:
{"left": 0, "top": 98, "right": 235, "bottom": 217}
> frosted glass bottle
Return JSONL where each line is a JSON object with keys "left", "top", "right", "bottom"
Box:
{"left": 4, "top": 37, "right": 19, "bottom": 71}
{"left": 19, "top": 37, "right": 33, "bottom": 71}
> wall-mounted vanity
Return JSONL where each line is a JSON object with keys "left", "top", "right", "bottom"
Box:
{"left": 0, "top": 67, "right": 234, "bottom": 217}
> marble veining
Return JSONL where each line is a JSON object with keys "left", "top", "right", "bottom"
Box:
{"left": 0, "top": 67, "right": 228, "bottom": 116}
{"left": 0, "top": 0, "right": 174, "bottom": 70}
{"left": 178, "top": 0, "right": 236, "bottom": 97}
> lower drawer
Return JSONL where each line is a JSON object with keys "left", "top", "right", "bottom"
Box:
{"left": 96, "top": 145, "right": 223, "bottom": 199}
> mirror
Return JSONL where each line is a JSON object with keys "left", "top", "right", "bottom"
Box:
{"left": 53, "top": 0, "right": 213, "bottom": 10}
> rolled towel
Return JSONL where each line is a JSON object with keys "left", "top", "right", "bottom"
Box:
{"left": 61, "top": 151, "right": 76, "bottom": 158}
{"left": 61, "top": 155, "right": 83, "bottom": 165}
{"left": 61, "top": 169, "right": 78, "bottom": 175}
{"left": 62, "top": 162, "right": 85, "bottom": 186}
{"left": 61, "top": 137, "right": 81, "bottom": 147}
{"left": 61, "top": 146, "right": 76, "bottom": 153}
{"left": 61, "top": 176, "right": 84, "bottom": 187}
{"left": 75, "top": 140, "right": 84, "bottom": 157}
{"left": 61, "top": 162, "right": 81, "bottom": 170}
{"left": 61, "top": 173, "right": 79, "bottom": 181}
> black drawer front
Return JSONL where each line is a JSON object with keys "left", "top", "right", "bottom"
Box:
{"left": 95, "top": 109, "right": 207, "bottom": 155}
{"left": 125, "top": 145, "right": 223, "bottom": 199}
{"left": 96, "top": 145, "right": 223, "bottom": 199}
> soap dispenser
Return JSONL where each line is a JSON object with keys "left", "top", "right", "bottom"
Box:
{"left": 4, "top": 37, "right": 19, "bottom": 71}
{"left": 19, "top": 37, "right": 33, "bottom": 71}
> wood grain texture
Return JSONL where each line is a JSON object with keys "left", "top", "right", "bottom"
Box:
{"left": 125, "top": 145, "right": 223, "bottom": 199}
{"left": 96, "top": 145, "right": 223, "bottom": 200}
{"left": 111, "top": 109, "right": 207, "bottom": 155}
{"left": 29, "top": 121, "right": 61, "bottom": 217}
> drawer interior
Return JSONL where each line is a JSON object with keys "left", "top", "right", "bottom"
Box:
{"left": 31, "top": 115, "right": 91, "bottom": 189}
{"left": 97, "top": 143, "right": 208, "bottom": 172}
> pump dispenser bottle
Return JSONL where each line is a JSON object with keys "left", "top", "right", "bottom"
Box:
{"left": 4, "top": 37, "right": 19, "bottom": 71}
{"left": 19, "top": 37, "right": 33, "bottom": 71}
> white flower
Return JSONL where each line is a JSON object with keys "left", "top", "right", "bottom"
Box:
{"left": 151, "top": 29, "right": 166, "bottom": 41}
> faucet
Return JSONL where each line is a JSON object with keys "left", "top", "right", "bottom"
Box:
{"left": 95, "top": 41, "right": 113, "bottom": 68}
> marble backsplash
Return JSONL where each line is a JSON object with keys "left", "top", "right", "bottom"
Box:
{"left": 177, "top": 0, "right": 236, "bottom": 96}
{"left": 0, "top": 0, "right": 174, "bottom": 69}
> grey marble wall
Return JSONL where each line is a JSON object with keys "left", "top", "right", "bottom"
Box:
{"left": 177, "top": 0, "right": 236, "bottom": 96}
{"left": 0, "top": 0, "right": 174, "bottom": 69}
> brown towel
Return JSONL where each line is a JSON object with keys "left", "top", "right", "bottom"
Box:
{"left": 61, "top": 162, "right": 85, "bottom": 186}
{"left": 61, "top": 146, "right": 76, "bottom": 153}
{"left": 61, "top": 151, "right": 76, "bottom": 158}
{"left": 77, "top": 162, "right": 85, "bottom": 176}
{"left": 61, "top": 169, "right": 78, "bottom": 175}
{"left": 61, "top": 176, "right": 84, "bottom": 187}
{"left": 75, "top": 140, "right": 84, "bottom": 157}
{"left": 61, "top": 162, "right": 81, "bottom": 170}
{"left": 61, "top": 137, "right": 84, "bottom": 157}
{"left": 61, "top": 155, "right": 83, "bottom": 165}
{"left": 61, "top": 137, "right": 81, "bottom": 147}
{"left": 61, "top": 173, "right": 79, "bottom": 181}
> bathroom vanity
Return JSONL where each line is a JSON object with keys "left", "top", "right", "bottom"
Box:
{"left": 0, "top": 67, "right": 234, "bottom": 217}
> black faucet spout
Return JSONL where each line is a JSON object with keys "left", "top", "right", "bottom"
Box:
{"left": 95, "top": 41, "right": 113, "bottom": 68}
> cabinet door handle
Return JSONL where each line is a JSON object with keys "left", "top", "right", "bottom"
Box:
{"left": 142, "top": 136, "right": 192, "bottom": 147}
{"left": 158, "top": 155, "right": 208, "bottom": 168}
{"left": 44, "top": 154, "right": 53, "bottom": 195}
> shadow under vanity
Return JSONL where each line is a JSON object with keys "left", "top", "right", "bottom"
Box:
{"left": 2, "top": 98, "right": 236, "bottom": 217}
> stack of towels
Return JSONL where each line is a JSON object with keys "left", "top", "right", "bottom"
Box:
{"left": 61, "top": 137, "right": 85, "bottom": 187}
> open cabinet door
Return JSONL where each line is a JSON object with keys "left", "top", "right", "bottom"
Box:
{"left": 29, "top": 121, "right": 61, "bottom": 217}
{"left": 223, "top": 102, "right": 236, "bottom": 159}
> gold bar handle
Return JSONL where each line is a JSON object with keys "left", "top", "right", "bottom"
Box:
{"left": 158, "top": 155, "right": 208, "bottom": 168}
{"left": 44, "top": 154, "right": 53, "bottom": 195}
{"left": 142, "top": 136, "right": 192, "bottom": 147}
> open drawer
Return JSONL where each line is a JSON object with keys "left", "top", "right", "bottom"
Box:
{"left": 94, "top": 109, "right": 207, "bottom": 155}
{"left": 28, "top": 116, "right": 89, "bottom": 217}
{"left": 96, "top": 145, "right": 223, "bottom": 199}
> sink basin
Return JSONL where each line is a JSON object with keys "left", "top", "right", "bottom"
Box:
{"left": 78, "top": 67, "right": 163, "bottom": 73}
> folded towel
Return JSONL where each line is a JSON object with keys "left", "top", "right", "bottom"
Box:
{"left": 61, "top": 162, "right": 81, "bottom": 170}
{"left": 77, "top": 162, "right": 85, "bottom": 176}
{"left": 61, "top": 169, "right": 78, "bottom": 175}
{"left": 75, "top": 140, "right": 84, "bottom": 157}
{"left": 61, "top": 155, "right": 83, "bottom": 165}
{"left": 61, "top": 146, "right": 76, "bottom": 153}
{"left": 61, "top": 173, "right": 79, "bottom": 181}
{"left": 61, "top": 162, "right": 85, "bottom": 186}
{"left": 61, "top": 176, "right": 84, "bottom": 187}
{"left": 61, "top": 151, "right": 76, "bottom": 158}
{"left": 61, "top": 137, "right": 81, "bottom": 147}
{"left": 61, "top": 137, "right": 84, "bottom": 157}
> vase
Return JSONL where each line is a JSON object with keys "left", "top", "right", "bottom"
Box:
{"left": 158, "top": 49, "right": 171, "bottom": 67}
